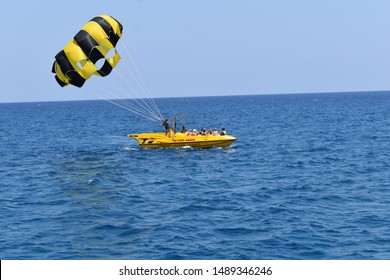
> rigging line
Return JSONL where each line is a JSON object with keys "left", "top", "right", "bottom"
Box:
{"left": 89, "top": 83, "right": 145, "bottom": 115}
{"left": 119, "top": 40, "right": 164, "bottom": 121}
{"left": 107, "top": 77, "right": 156, "bottom": 115}
{"left": 89, "top": 86, "right": 162, "bottom": 122}
{"left": 110, "top": 66, "right": 162, "bottom": 121}
{"left": 103, "top": 98, "right": 161, "bottom": 123}
{"left": 117, "top": 50, "right": 149, "bottom": 96}
{"left": 94, "top": 91, "right": 162, "bottom": 123}
{"left": 110, "top": 64, "right": 162, "bottom": 121}
{"left": 112, "top": 63, "right": 151, "bottom": 102}
{"left": 107, "top": 75, "right": 159, "bottom": 122}
{"left": 93, "top": 67, "right": 161, "bottom": 121}
{"left": 108, "top": 85, "right": 159, "bottom": 120}
{"left": 96, "top": 88, "right": 160, "bottom": 122}
{"left": 118, "top": 40, "right": 161, "bottom": 117}
{"left": 113, "top": 61, "right": 163, "bottom": 123}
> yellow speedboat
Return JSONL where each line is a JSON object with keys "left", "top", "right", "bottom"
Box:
{"left": 128, "top": 132, "right": 237, "bottom": 149}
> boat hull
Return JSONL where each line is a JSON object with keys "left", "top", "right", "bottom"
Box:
{"left": 128, "top": 132, "right": 236, "bottom": 149}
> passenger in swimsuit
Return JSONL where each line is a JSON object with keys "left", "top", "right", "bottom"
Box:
{"left": 162, "top": 119, "right": 170, "bottom": 136}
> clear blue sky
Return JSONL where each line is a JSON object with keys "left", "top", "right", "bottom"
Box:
{"left": 1, "top": 0, "right": 389, "bottom": 103}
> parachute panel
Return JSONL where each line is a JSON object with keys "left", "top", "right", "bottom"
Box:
{"left": 63, "top": 40, "right": 96, "bottom": 79}
{"left": 73, "top": 30, "right": 104, "bottom": 64}
{"left": 91, "top": 15, "right": 123, "bottom": 45}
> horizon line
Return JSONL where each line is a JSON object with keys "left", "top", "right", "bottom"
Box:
{"left": 1, "top": 89, "right": 390, "bottom": 105}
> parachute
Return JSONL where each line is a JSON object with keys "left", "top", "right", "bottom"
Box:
{"left": 52, "top": 15, "right": 123, "bottom": 88}
{"left": 52, "top": 14, "right": 163, "bottom": 123}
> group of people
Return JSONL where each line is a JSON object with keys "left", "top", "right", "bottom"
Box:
{"left": 183, "top": 127, "right": 227, "bottom": 136}
{"left": 162, "top": 119, "right": 227, "bottom": 137}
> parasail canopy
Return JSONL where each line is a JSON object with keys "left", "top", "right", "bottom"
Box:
{"left": 52, "top": 15, "right": 123, "bottom": 88}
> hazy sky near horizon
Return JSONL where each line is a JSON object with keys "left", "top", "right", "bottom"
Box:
{"left": 1, "top": 0, "right": 389, "bottom": 102}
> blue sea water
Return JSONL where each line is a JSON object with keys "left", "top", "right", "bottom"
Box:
{"left": 1, "top": 92, "right": 390, "bottom": 260}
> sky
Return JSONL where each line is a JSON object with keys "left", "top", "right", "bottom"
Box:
{"left": 1, "top": 0, "right": 389, "bottom": 103}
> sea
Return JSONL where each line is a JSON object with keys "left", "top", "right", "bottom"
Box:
{"left": 1, "top": 91, "right": 390, "bottom": 260}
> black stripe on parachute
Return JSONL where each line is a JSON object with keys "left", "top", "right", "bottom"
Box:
{"left": 91, "top": 16, "right": 122, "bottom": 46}
{"left": 73, "top": 30, "right": 113, "bottom": 77}
{"left": 97, "top": 61, "right": 113, "bottom": 77}
{"left": 54, "top": 50, "right": 86, "bottom": 87}
{"left": 74, "top": 30, "right": 104, "bottom": 64}
{"left": 55, "top": 50, "right": 73, "bottom": 74}
{"left": 54, "top": 75, "right": 68, "bottom": 87}
{"left": 67, "top": 71, "right": 86, "bottom": 87}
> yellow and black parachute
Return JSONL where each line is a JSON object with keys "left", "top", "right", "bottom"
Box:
{"left": 52, "top": 15, "right": 123, "bottom": 87}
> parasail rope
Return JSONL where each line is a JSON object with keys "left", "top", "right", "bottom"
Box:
{"left": 86, "top": 38, "right": 165, "bottom": 125}
{"left": 119, "top": 40, "right": 164, "bottom": 121}
{"left": 91, "top": 86, "right": 162, "bottom": 123}
{"left": 110, "top": 67, "right": 162, "bottom": 122}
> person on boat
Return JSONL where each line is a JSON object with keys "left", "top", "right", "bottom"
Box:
{"left": 220, "top": 128, "right": 227, "bottom": 135}
{"left": 201, "top": 128, "right": 207, "bottom": 136}
{"left": 212, "top": 128, "right": 219, "bottom": 136}
{"left": 162, "top": 119, "right": 170, "bottom": 136}
{"left": 181, "top": 126, "right": 187, "bottom": 133}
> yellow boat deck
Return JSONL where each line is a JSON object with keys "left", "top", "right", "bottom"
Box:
{"left": 128, "top": 132, "right": 236, "bottom": 148}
